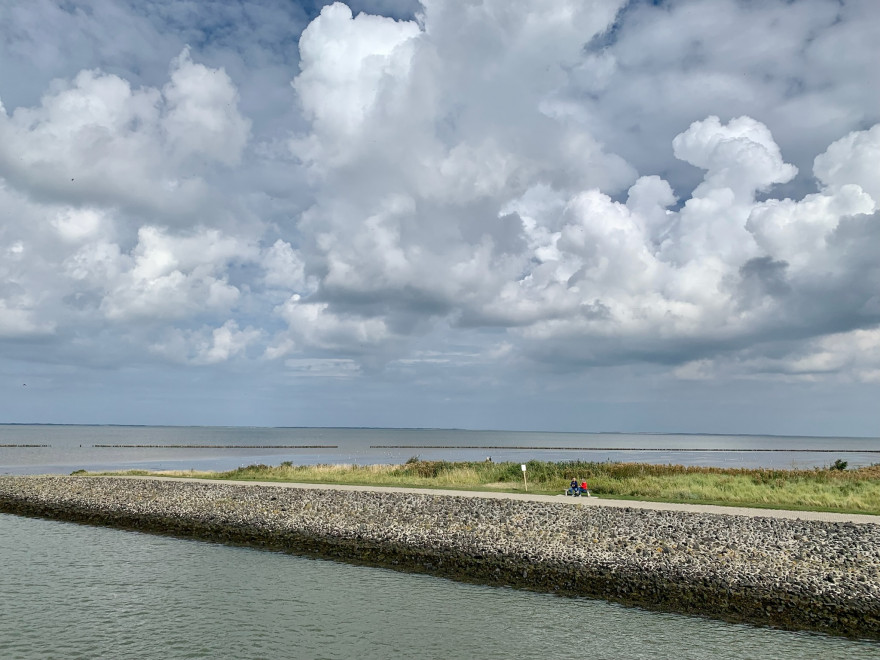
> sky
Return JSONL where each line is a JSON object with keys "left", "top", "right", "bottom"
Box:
{"left": 1, "top": 0, "right": 879, "bottom": 436}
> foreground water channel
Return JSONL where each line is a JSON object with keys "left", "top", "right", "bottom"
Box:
{"left": 2, "top": 513, "right": 878, "bottom": 659}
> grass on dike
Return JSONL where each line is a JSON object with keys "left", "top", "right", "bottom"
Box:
{"left": 85, "top": 458, "right": 880, "bottom": 516}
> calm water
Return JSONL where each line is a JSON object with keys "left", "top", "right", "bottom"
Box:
{"left": 2, "top": 425, "right": 880, "bottom": 474}
{"left": 2, "top": 514, "right": 878, "bottom": 659}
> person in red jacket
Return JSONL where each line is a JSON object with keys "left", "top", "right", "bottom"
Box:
{"left": 581, "top": 481, "right": 590, "bottom": 497}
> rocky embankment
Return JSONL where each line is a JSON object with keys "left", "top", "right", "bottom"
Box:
{"left": 1, "top": 476, "right": 878, "bottom": 638}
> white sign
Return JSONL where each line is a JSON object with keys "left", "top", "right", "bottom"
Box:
{"left": 521, "top": 464, "right": 527, "bottom": 472}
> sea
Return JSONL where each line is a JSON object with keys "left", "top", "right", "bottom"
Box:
{"left": 3, "top": 425, "right": 879, "bottom": 658}
{"left": 3, "top": 424, "right": 880, "bottom": 475}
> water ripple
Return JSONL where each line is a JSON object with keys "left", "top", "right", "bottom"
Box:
{"left": 1, "top": 514, "right": 878, "bottom": 659}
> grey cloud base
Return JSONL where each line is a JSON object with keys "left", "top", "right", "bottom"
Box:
{"left": 1, "top": 476, "right": 878, "bottom": 639}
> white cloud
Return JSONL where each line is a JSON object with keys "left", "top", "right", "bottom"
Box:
{"left": 563, "top": 0, "right": 880, "bottom": 198}
{"left": 672, "top": 115, "right": 798, "bottom": 200}
{"left": 276, "top": 2, "right": 880, "bottom": 385}
{"left": 151, "top": 320, "right": 263, "bottom": 365}
{"left": 1, "top": 0, "right": 879, "bottom": 432}
{"left": 674, "top": 327, "right": 880, "bottom": 386}
{"left": 100, "top": 225, "right": 257, "bottom": 322}
{"left": 63, "top": 240, "right": 126, "bottom": 285}
{"left": 746, "top": 185, "right": 875, "bottom": 272}
{"left": 0, "top": 299, "right": 55, "bottom": 338}
{"left": 0, "top": 48, "right": 249, "bottom": 216}
{"left": 262, "top": 239, "right": 309, "bottom": 291}
{"left": 51, "top": 207, "right": 107, "bottom": 243}
{"left": 293, "top": 3, "right": 420, "bottom": 141}
{"left": 272, "top": 294, "right": 393, "bottom": 355}
{"left": 814, "top": 124, "right": 880, "bottom": 204}
{"left": 162, "top": 47, "right": 251, "bottom": 166}
{"left": 673, "top": 359, "right": 715, "bottom": 381}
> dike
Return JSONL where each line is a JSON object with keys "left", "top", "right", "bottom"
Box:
{"left": 1, "top": 476, "right": 878, "bottom": 638}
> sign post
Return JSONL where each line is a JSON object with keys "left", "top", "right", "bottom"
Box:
{"left": 521, "top": 463, "right": 527, "bottom": 491}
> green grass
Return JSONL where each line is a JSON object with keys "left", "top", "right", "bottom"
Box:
{"left": 85, "top": 459, "right": 880, "bottom": 516}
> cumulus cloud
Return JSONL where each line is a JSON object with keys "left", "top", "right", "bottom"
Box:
{"left": 814, "top": 124, "right": 880, "bottom": 203}
{"left": 675, "top": 327, "right": 880, "bottom": 385}
{"left": 0, "top": 300, "right": 55, "bottom": 339}
{"left": 270, "top": 294, "right": 394, "bottom": 358}
{"left": 283, "top": 1, "right": 636, "bottom": 341}
{"left": 261, "top": 239, "right": 310, "bottom": 291}
{"left": 99, "top": 225, "right": 257, "bottom": 322}
{"left": 0, "top": 47, "right": 259, "bottom": 368}
{"left": 565, "top": 0, "right": 880, "bottom": 198}
{"left": 151, "top": 320, "right": 263, "bottom": 365}
{"left": 162, "top": 48, "right": 251, "bottom": 166}
{"left": 1, "top": 0, "right": 879, "bottom": 431}
{"left": 510, "top": 120, "right": 877, "bottom": 368}
{"left": 672, "top": 115, "right": 798, "bottom": 199}
{"left": 0, "top": 48, "right": 250, "bottom": 215}
{"left": 284, "top": 0, "right": 880, "bottom": 380}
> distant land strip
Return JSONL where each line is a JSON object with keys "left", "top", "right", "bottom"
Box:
{"left": 370, "top": 445, "right": 880, "bottom": 453}
{"left": 0, "top": 444, "right": 50, "bottom": 448}
{"left": 92, "top": 444, "right": 338, "bottom": 449}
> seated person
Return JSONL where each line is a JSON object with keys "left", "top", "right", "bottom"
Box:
{"left": 567, "top": 478, "right": 580, "bottom": 496}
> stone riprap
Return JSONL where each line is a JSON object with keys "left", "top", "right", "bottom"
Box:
{"left": 1, "top": 476, "right": 878, "bottom": 638}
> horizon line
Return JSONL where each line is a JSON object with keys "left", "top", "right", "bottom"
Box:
{"left": 0, "top": 422, "right": 877, "bottom": 441}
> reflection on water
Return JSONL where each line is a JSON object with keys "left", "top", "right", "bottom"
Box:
{"left": 1, "top": 514, "right": 878, "bottom": 659}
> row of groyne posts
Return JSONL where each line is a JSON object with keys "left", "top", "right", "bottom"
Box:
{"left": 0, "top": 444, "right": 338, "bottom": 448}
{"left": 0, "top": 475, "right": 878, "bottom": 640}
{"left": 6, "top": 443, "right": 880, "bottom": 452}
{"left": 7, "top": 443, "right": 880, "bottom": 455}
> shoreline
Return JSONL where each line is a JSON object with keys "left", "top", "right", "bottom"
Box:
{"left": 1, "top": 475, "right": 879, "bottom": 639}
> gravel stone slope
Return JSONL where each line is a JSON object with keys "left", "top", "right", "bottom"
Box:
{"left": 1, "top": 476, "right": 878, "bottom": 638}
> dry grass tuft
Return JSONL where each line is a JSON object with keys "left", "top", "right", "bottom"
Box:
{"left": 89, "top": 459, "right": 880, "bottom": 515}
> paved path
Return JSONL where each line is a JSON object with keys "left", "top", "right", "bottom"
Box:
{"left": 117, "top": 476, "right": 880, "bottom": 525}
